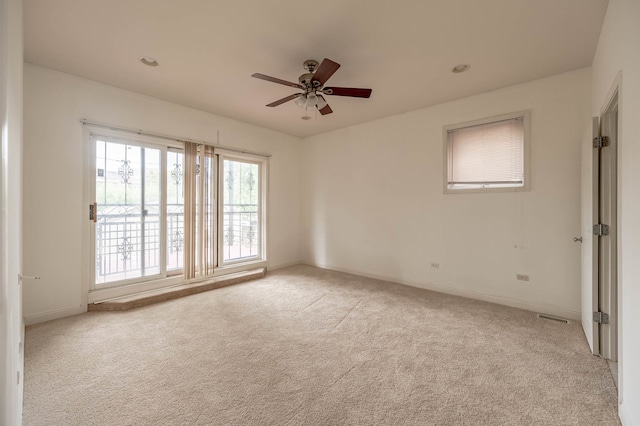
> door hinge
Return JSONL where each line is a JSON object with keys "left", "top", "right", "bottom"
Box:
{"left": 593, "top": 311, "right": 610, "bottom": 324}
{"left": 593, "top": 136, "right": 609, "bottom": 148}
{"left": 593, "top": 224, "right": 610, "bottom": 236}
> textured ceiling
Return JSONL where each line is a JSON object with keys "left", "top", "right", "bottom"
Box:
{"left": 23, "top": 0, "right": 608, "bottom": 138}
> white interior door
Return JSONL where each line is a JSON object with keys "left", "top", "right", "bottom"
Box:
{"left": 580, "top": 120, "right": 597, "bottom": 354}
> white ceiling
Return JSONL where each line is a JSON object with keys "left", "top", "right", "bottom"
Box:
{"left": 23, "top": 0, "right": 608, "bottom": 138}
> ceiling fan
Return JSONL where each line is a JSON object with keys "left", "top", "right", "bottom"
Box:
{"left": 251, "top": 58, "right": 372, "bottom": 118}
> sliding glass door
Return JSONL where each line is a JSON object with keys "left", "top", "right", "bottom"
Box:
{"left": 90, "top": 132, "right": 266, "bottom": 291}
{"left": 94, "top": 139, "right": 164, "bottom": 285}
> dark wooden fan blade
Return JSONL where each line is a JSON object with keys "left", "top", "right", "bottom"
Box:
{"left": 311, "top": 59, "right": 341, "bottom": 87}
{"left": 266, "top": 93, "right": 302, "bottom": 107}
{"left": 252, "top": 73, "right": 303, "bottom": 89}
{"left": 317, "top": 95, "right": 333, "bottom": 115}
{"left": 324, "top": 87, "right": 372, "bottom": 98}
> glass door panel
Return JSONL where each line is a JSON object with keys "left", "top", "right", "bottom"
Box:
{"left": 95, "top": 139, "right": 161, "bottom": 284}
{"left": 222, "top": 159, "right": 260, "bottom": 262}
{"left": 167, "top": 150, "right": 184, "bottom": 271}
{"left": 143, "top": 148, "right": 161, "bottom": 276}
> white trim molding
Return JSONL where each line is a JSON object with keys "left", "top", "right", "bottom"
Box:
{"left": 306, "top": 262, "right": 581, "bottom": 321}
{"left": 24, "top": 305, "right": 86, "bottom": 326}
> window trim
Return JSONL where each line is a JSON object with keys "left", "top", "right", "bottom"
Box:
{"left": 216, "top": 149, "right": 268, "bottom": 268}
{"left": 443, "top": 110, "right": 531, "bottom": 194}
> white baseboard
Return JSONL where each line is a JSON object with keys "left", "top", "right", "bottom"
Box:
{"left": 24, "top": 305, "right": 86, "bottom": 326}
{"left": 305, "top": 262, "right": 581, "bottom": 321}
{"left": 619, "top": 402, "right": 632, "bottom": 426}
{"left": 267, "top": 260, "right": 303, "bottom": 271}
{"left": 24, "top": 263, "right": 581, "bottom": 324}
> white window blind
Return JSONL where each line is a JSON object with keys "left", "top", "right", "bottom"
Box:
{"left": 447, "top": 116, "right": 525, "bottom": 189}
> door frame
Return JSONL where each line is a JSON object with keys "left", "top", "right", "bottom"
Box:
{"left": 591, "top": 80, "right": 620, "bottom": 363}
{"left": 600, "top": 92, "right": 618, "bottom": 362}
{"left": 216, "top": 149, "right": 268, "bottom": 268}
{"left": 82, "top": 125, "right": 185, "bottom": 299}
{"left": 89, "top": 132, "right": 169, "bottom": 290}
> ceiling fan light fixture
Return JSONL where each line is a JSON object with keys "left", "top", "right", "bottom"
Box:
{"left": 306, "top": 92, "right": 318, "bottom": 107}
{"left": 251, "top": 58, "right": 372, "bottom": 118}
{"left": 294, "top": 94, "right": 307, "bottom": 108}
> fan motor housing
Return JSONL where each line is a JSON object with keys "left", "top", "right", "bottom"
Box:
{"left": 298, "top": 73, "right": 315, "bottom": 88}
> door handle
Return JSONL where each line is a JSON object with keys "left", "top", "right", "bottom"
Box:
{"left": 89, "top": 203, "right": 98, "bottom": 222}
{"left": 573, "top": 237, "right": 583, "bottom": 243}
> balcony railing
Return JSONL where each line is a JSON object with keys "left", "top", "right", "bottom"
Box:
{"left": 223, "top": 204, "right": 259, "bottom": 261}
{"left": 95, "top": 203, "right": 259, "bottom": 283}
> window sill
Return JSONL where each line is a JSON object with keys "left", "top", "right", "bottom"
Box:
{"left": 88, "top": 267, "right": 266, "bottom": 309}
{"left": 216, "top": 259, "right": 267, "bottom": 275}
{"left": 88, "top": 259, "right": 267, "bottom": 304}
{"left": 444, "top": 184, "right": 529, "bottom": 194}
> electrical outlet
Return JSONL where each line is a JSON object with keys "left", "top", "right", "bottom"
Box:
{"left": 431, "top": 262, "right": 440, "bottom": 269}
{"left": 517, "top": 274, "right": 530, "bottom": 281}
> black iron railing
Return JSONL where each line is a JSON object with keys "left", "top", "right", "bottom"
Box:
{"left": 95, "top": 203, "right": 259, "bottom": 283}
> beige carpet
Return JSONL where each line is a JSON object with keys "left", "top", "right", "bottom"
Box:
{"left": 24, "top": 265, "right": 619, "bottom": 425}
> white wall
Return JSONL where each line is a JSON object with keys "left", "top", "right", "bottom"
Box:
{"left": 302, "top": 68, "right": 591, "bottom": 320}
{"left": 0, "top": 0, "right": 23, "bottom": 423}
{"left": 591, "top": 0, "right": 640, "bottom": 424}
{"left": 22, "top": 64, "right": 303, "bottom": 323}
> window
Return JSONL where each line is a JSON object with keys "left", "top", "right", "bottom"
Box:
{"left": 88, "top": 129, "right": 267, "bottom": 292}
{"left": 219, "top": 154, "right": 265, "bottom": 265}
{"left": 444, "top": 111, "right": 529, "bottom": 193}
